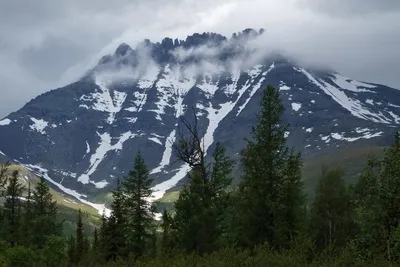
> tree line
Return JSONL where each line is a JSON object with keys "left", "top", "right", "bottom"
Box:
{"left": 1, "top": 85, "right": 400, "bottom": 266}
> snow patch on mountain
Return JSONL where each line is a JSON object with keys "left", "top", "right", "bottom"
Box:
{"left": 91, "top": 180, "right": 109, "bottom": 189}
{"left": 331, "top": 131, "right": 383, "bottom": 142}
{"left": 331, "top": 74, "right": 376, "bottom": 93}
{"left": 29, "top": 118, "right": 48, "bottom": 134}
{"left": 223, "top": 70, "right": 241, "bottom": 95}
{"left": 86, "top": 142, "right": 90, "bottom": 153}
{"left": 151, "top": 164, "right": 191, "bottom": 200}
{"left": 366, "top": 99, "right": 374, "bottom": 105}
{"left": 137, "top": 64, "right": 160, "bottom": 89}
{"left": 80, "top": 79, "right": 127, "bottom": 124}
{"left": 291, "top": 103, "right": 302, "bottom": 111}
{"left": 150, "top": 129, "right": 176, "bottom": 174}
{"left": 389, "top": 103, "right": 400, "bottom": 108}
{"left": 297, "top": 68, "right": 392, "bottom": 124}
{"left": 150, "top": 64, "right": 196, "bottom": 121}
{"left": 280, "top": 84, "right": 291, "bottom": 91}
{"left": 388, "top": 111, "right": 400, "bottom": 124}
{"left": 149, "top": 137, "right": 163, "bottom": 145}
{"left": 198, "top": 74, "right": 220, "bottom": 97}
{"left": 77, "top": 131, "right": 135, "bottom": 184}
{"left": 237, "top": 63, "right": 275, "bottom": 116}
{"left": 0, "top": 118, "right": 11, "bottom": 126}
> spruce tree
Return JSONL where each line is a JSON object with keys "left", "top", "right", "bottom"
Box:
{"left": 75, "top": 209, "right": 85, "bottom": 264}
{"left": 161, "top": 209, "right": 172, "bottom": 251}
{"left": 236, "top": 85, "right": 304, "bottom": 248}
{"left": 173, "top": 142, "right": 234, "bottom": 253}
{"left": 99, "top": 211, "right": 108, "bottom": 258}
{"left": 67, "top": 235, "right": 76, "bottom": 266}
{"left": 123, "top": 152, "right": 154, "bottom": 258}
{"left": 31, "top": 177, "right": 61, "bottom": 248}
{"left": 92, "top": 228, "right": 99, "bottom": 252}
{"left": 3, "top": 170, "right": 24, "bottom": 247}
{"left": 310, "top": 167, "right": 354, "bottom": 253}
{"left": 19, "top": 182, "right": 32, "bottom": 246}
{"left": 105, "top": 178, "right": 127, "bottom": 260}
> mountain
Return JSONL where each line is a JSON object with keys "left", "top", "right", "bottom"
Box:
{"left": 0, "top": 28, "right": 399, "bottom": 208}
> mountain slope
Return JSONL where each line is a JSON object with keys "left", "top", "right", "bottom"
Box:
{"left": 0, "top": 29, "right": 399, "bottom": 205}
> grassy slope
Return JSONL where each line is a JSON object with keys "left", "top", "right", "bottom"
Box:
{"left": 1, "top": 164, "right": 101, "bottom": 235}
{"left": 155, "top": 144, "right": 386, "bottom": 210}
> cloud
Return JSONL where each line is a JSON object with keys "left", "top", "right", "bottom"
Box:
{"left": 0, "top": 0, "right": 399, "bottom": 117}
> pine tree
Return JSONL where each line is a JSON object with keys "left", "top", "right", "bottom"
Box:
{"left": 31, "top": 177, "right": 61, "bottom": 248}
{"left": 75, "top": 209, "right": 85, "bottom": 264}
{"left": 3, "top": 170, "right": 24, "bottom": 247}
{"left": 236, "top": 85, "right": 304, "bottom": 248}
{"left": 123, "top": 152, "right": 154, "bottom": 258}
{"left": 310, "top": 167, "right": 354, "bottom": 253}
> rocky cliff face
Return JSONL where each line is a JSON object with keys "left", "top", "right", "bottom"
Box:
{"left": 0, "top": 29, "right": 399, "bottom": 204}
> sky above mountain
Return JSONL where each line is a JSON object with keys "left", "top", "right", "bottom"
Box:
{"left": 0, "top": 0, "right": 399, "bottom": 117}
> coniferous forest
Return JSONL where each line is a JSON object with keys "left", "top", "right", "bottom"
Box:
{"left": 2, "top": 85, "right": 400, "bottom": 266}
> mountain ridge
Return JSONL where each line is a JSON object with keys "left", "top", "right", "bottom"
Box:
{"left": 0, "top": 29, "right": 399, "bottom": 210}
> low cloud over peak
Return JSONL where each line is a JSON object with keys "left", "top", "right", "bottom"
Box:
{"left": 0, "top": 0, "right": 399, "bottom": 117}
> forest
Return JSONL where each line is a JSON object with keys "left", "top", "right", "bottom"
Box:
{"left": 1, "top": 85, "right": 400, "bottom": 266}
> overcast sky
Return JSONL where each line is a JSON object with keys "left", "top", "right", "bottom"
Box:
{"left": 0, "top": 0, "right": 399, "bottom": 117}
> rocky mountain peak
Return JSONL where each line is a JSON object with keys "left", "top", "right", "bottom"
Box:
{"left": 0, "top": 29, "right": 399, "bottom": 213}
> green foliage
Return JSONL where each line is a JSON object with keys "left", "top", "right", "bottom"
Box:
{"left": 236, "top": 85, "right": 304, "bottom": 248}
{"left": 1, "top": 87, "right": 400, "bottom": 266}
{"left": 122, "top": 152, "right": 155, "bottom": 259}
{"left": 3, "top": 170, "right": 24, "bottom": 247}
{"left": 160, "top": 209, "right": 172, "bottom": 251}
{"left": 75, "top": 209, "right": 85, "bottom": 264}
{"left": 352, "top": 131, "right": 400, "bottom": 263}
{"left": 31, "top": 177, "right": 62, "bottom": 248}
{"left": 309, "top": 167, "right": 354, "bottom": 254}
{"left": 172, "top": 142, "right": 234, "bottom": 254}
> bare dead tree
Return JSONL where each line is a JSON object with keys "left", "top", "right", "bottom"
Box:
{"left": 171, "top": 108, "right": 211, "bottom": 184}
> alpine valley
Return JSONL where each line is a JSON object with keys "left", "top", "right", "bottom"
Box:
{"left": 0, "top": 29, "right": 399, "bottom": 211}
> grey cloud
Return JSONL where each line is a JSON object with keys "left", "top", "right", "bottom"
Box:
{"left": 300, "top": 0, "right": 400, "bottom": 16}
{"left": 0, "top": 0, "right": 399, "bottom": 117}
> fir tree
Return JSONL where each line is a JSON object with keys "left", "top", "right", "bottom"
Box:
{"left": 172, "top": 138, "right": 234, "bottom": 253}
{"left": 75, "top": 209, "right": 85, "bottom": 264}
{"left": 236, "top": 85, "right": 304, "bottom": 248}
{"left": 105, "top": 178, "right": 127, "bottom": 260}
{"left": 67, "top": 235, "right": 76, "bottom": 266}
{"left": 98, "top": 211, "right": 108, "bottom": 257}
{"left": 92, "top": 228, "right": 99, "bottom": 252}
{"left": 18, "top": 182, "right": 32, "bottom": 246}
{"left": 123, "top": 152, "right": 154, "bottom": 258}
{"left": 161, "top": 209, "right": 172, "bottom": 251}
{"left": 31, "top": 177, "right": 61, "bottom": 248}
{"left": 3, "top": 170, "right": 24, "bottom": 247}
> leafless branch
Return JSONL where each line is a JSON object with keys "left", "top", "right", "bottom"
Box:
{"left": 171, "top": 107, "right": 210, "bottom": 184}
